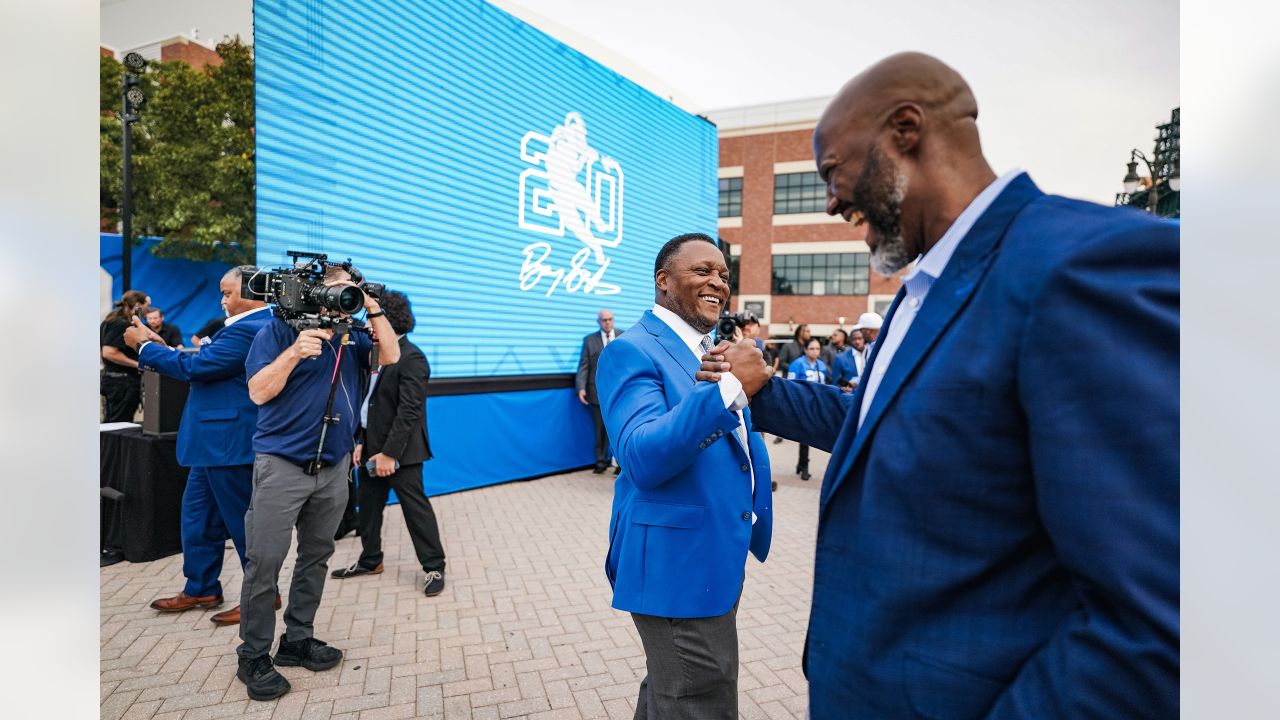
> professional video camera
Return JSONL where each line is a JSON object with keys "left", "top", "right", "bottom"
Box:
{"left": 241, "top": 251, "right": 385, "bottom": 332}
{"left": 716, "top": 310, "right": 757, "bottom": 342}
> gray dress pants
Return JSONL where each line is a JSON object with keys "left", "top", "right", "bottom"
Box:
{"left": 631, "top": 596, "right": 740, "bottom": 720}
{"left": 237, "top": 453, "right": 349, "bottom": 659}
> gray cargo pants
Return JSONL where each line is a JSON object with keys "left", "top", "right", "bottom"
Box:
{"left": 237, "top": 453, "right": 349, "bottom": 659}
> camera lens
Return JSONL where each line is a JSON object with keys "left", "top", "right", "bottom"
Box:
{"left": 311, "top": 284, "right": 364, "bottom": 314}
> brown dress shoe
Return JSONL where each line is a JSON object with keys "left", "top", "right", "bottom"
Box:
{"left": 150, "top": 592, "right": 223, "bottom": 612}
{"left": 210, "top": 594, "right": 283, "bottom": 626}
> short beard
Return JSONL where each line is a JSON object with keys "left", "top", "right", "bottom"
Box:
{"left": 662, "top": 294, "right": 715, "bottom": 334}
{"left": 853, "top": 146, "right": 912, "bottom": 275}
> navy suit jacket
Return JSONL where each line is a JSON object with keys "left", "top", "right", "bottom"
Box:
{"left": 138, "top": 309, "right": 273, "bottom": 468}
{"left": 751, "top": 175, "right": 1178, "bottom": 719}
{"left": 598, "top": 310, "right": 772, "bottom": 619}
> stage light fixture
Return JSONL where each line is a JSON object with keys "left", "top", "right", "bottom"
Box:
{"left": 126, "top": 86, "right": 146, "bottom": 109}
{"left": 123, "top": 52, "right": 146, "bottom": 73}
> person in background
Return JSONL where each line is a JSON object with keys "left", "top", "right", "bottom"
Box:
{"left": 820, "top": 328, "right": 850, "bottom": 372}
{"left": 143, "top": 306, "right": 185, "bottom": 348}
{"left": 126, "top": 266, "right": 273, "bottom": 626}
{"left": 234, "top": 265, "right": 400, "bottom": 701}
{"left": 332, "top": 291, "right": 447, "bottom": 598}
{"left": 832, "top": 329, "right": 861, "bottom": 391}
{"left": 770, "top": 324, "right": 810, "bottom": 444}
{"left": 850, "top": 312, "right": 883, "bottom": 360}
{"left": 100, "top": 289, "right": 149, "bottom": 423}
{"left": 848, "top": 328, "right": 868, "bottom": 376}
{"left": 576, "top": 309, "right": 622, "bottom": 474}
{"left": 785, "top": 337, "right": 828, "bottom": 481}
{"left": 192, "top": 316, "right": 227, "bottom": 347}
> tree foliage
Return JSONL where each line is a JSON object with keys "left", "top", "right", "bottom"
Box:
{"left": 100, "top": 38, "right": 255, "bottom": 263}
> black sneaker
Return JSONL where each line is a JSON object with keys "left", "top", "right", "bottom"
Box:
{"left": 330, "top": 562, "right": 383, "bottom": 579}
{"left": 423, "top": 570, "right": 446, "bottom": 597}
{"left": 237, "top": 654, "right": 290, "bottom": 701}
{"left": 274, "top": 634, "right": 343, "bottom": 671}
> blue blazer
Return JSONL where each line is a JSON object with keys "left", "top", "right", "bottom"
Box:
{"left": 831, "top": 347, "right": 859, "bottom": 387}
{"left": 138, "top": 309, "right": 273, "bottom": 468}
{"left": 597, "top": 310, "right": 773, "bottom": 619}
{"left": 751, "top": 175, "right": 1178, "bottom": 719}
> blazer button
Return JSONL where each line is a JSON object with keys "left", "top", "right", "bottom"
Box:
{"left": 740, "top": 463, "right": 749, "bottom": 472}
{"left": 741, "top": 511, "right": 751, "bottom": 521}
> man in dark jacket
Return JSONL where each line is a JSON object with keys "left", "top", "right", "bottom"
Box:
{"left": 331, "top": 291, "right": 446, "bottom": 597}
{"left": 575, "top": 309, "right": 622, "bottom": 473}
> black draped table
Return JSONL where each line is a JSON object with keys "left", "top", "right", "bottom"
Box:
{"left": 100, "top": 427, "right": 189, "bottom": 562}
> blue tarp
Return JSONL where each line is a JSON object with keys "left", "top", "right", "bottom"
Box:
{"left": 100, "top": 233, "right": 234, "bottom": 342}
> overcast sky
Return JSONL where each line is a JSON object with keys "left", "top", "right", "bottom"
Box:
{"left": 101, "top": 0, "right": 1179, "bottom": 204}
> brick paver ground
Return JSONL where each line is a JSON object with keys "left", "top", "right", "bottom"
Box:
{"left": 102, "top": 440, "right": 828, "bottom": 720}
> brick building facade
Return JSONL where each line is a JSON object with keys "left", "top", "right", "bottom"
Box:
{"left": 708, "top": 98, "right": 903, "bottom": 341}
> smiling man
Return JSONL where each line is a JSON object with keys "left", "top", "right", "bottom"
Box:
{"left": 698, "top": 52, "right": 1178, "bottom": 718}
{"left": 595, "top": 232, "right": 774, "bottom": 719}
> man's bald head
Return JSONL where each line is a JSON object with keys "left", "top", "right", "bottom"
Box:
{"left": 817, "top": 52, "right": 980, "bottom": 157}
{"left": 813, "top": 53, "right": 995, "bottom": 273}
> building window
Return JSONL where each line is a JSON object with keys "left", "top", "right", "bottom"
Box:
{"left": 771, "top": 253, "right": 869, "bottom": 295}
{"left": 718, "top": 177, "right": 743, "bottom": 217}
{"left": 773, "top": 172, "right": 826, "bottom": 214}
{"left": 719, "top": 239, "right": 740, "bottom": 295}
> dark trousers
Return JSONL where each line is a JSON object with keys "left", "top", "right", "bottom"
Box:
{"left": 798, "top": 444, "right": 810, "bottom": 471}
{"left": 631, "top": 597, "right": 740, "bottom": 720}
{"left": 589, "top": 402, "right": 611, "bottom": 467}
{"left": 101, "top": 371, "right": 140, "bottom": 423}
{"left": 355, "top": 462, "right": 446, "bottom": 573}
{"left": 181, "top": 465, "right": 253, "bottom": 597}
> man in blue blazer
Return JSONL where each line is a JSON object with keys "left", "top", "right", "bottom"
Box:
{"left": 126, "top": 266, "right": 276, "bottom": 626}
{"left": 596, "top": 233, "right": 773, "bottom": 719}
{"left": 700, "top": 53, "right": 1177, "bottom": 718}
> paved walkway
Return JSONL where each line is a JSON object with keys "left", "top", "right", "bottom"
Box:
{"left": 101, "top": 441, "right": 828, "bottom": 720}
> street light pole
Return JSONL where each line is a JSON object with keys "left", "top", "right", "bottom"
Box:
{"left": 120, "top": 52, "right": 147, "bottom": 292}
{"left": 1122, "top": 149, "right": 1160, "bottom": 215}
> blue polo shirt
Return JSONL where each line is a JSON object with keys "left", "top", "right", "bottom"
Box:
{"left": 245, "top": 316, "right": 373, "bottom": 465}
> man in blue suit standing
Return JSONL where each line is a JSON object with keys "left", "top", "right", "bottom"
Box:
{"left": 125, "top": 266, "right": 277, "bottom": 626}
{"left": 596, "top": 233, "right": 773, "bottom": 719}
{"left": 700, "top": 53, "right": 1178, "bottom": 718}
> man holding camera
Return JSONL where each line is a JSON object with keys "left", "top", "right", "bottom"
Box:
{"left": 331, "top": 290, "right": 447, "bottom": 597}
{"left": 124, "top": 266, "right": 273, "bottom": 625}
{"left": 235, "top": 265, "right": 399, "bottom": 701}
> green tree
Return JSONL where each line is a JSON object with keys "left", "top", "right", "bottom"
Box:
{"left": 100, "top": 37, "right": 255, "bottom": 263}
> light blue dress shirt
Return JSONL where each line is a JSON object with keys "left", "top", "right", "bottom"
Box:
{"left": 858, "top": 170, "right": 1025, "bottom": 426}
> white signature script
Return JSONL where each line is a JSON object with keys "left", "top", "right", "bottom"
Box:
{"left": 519, "top": 242, "right": 621, "bottom": 297}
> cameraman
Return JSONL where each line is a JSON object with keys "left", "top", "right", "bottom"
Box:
{"left": 235, "top": 265, "right": 399, "bottom": 701}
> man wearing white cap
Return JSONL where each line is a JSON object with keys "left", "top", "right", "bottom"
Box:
{"left": 850, "top": 311, "right": 883, "bottom": 372}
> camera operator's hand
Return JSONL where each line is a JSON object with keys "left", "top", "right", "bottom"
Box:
{"left": 369, "top": 452, "right": 397, "bottom": 477}
{"left": 696, "top": 339, "right": 774, "bottom": 397}
{"left": 292, "top": 328, "right": 332, "bottom": 360}
{"left": 124, "top": 316, "right": 165, "bottom": 350}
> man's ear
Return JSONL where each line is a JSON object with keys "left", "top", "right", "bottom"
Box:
{"left": 655, "top": 268, "right": 669, "bottom": 295}
{"left": 888, "top": 103, "right": 923, "bottom": 154}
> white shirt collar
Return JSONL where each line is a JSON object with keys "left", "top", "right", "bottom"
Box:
{"left": 223, "top": 304, "right": 270, "bottom": 327}
{"left": 651, "top": 303, "right": 709, "bottom": 358}
{"left": 908, "top": 169, "right": 1025, "bottom": 286}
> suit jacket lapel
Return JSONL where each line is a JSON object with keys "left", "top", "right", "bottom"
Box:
{"left": 821, "top": 174, "right": 1043, "bottom": 510}
{"left": 641, "top": 311, "right": 697, "bottom": 382}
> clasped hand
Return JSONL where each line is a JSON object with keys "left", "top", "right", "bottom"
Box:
{"left": 695, "top": 340, "right": 774, "bottom": 397}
